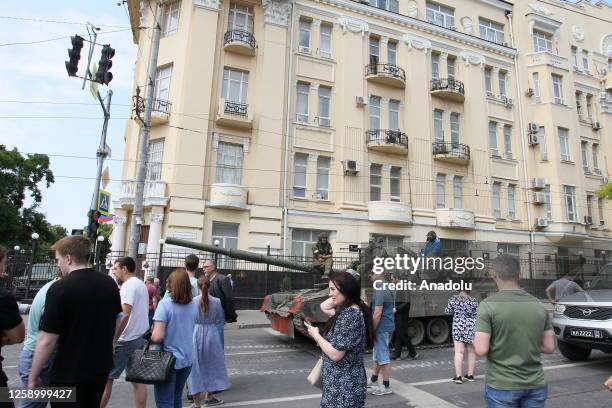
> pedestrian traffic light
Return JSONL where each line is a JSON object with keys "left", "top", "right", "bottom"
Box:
{"left": 65, "top": 35, "right": 84, "bottom": 76}
{"left": 94, "top": 44, "right": 115, "bottom": 85}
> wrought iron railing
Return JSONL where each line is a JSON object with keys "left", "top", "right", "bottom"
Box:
{"left": 224, "top": 100, "right": 248, "bottom": 116}
{"left": 432, "top": 142, "right": 470, "bottom": 160}
{"left": 366, "top": 129, "right": 408, "bottom": 148}
{"left": 365, "top": 63, "right": 406, "bottom": 82}
{"left": 152, "top": 98, "right": 172, "bottom": 115}
{"left": 224, "top": 29, "right": 256, "bottom": 49}
{"left": 430, "top": 77, "right": 465, "bottom": 95}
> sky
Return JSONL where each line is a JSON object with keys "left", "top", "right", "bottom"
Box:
{"left": 0, "top": 1, "right": 137, "bottom": 231}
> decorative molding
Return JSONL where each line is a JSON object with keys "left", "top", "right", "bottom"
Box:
{"left": 529, "top": 3, "right": 553, "bottom": 16}
{"left": 309, "top": 83, "right": 320, "bottom": 91}
{"left": 114, "top": 215, "right": 128, "bottom": 225}
{"left": 382, "top": 164, "right": 392, "bottom": 172}
{"left": 150, "top": 213, "right": 164, "bottom": 224}
{"left": 312, "top": 18, "right": 321, "bottom": 27}
{"left": 403, "top": 33, "right": 431, "bottom": 52}
{"left": 337, "top": 16, "right": 369, "bottom": 36}
{"left": 308, "top": 154, "right": 319, "bottom": 163}
{"left": 407, "top": 0, "right": 418, "bottom": 18}
{"left": 212, "top": 132, "right": 219, "bottom": 150}
{"left": 194, "top": 0, "right": 220, "bottom": 12}
{"left": 460, "top": 50, "right": 486, "bottom": 68}
{"left": 460, "top": 17, "right": 473, "bottom": 35}
{"left": 602, "top": 34, "right": 612, "bottom": 57}
{"left": 262, "top": 0, "right": 293, "bottom": 27}
{"left": 381, "top": 36, "right": 389, "bottom": 45}
{"left": 572, "top": 25, "right": 585, "bottom": 43}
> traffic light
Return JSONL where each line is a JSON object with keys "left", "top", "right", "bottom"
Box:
{"left": 94, "top": 44, "right": 115, "bottom": 85}
{"left": 65, "top": 35, "right": 84, "bottom": 76}
{"left": 88, "top": 210, "right": 101, "bottom": 241}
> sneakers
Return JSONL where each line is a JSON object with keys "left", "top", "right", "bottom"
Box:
{"left": 366, "top": 380, "right": 378, "bottom": 391}
{"left": 464, "top": 375, "right": 475, "bottom": 382}
{"left": 203, "top": 396, "right": 224, "bottom": 406}
{"left": 452, "top": 376, "right": 463, "bottom": 384}
{"left": 405, "top": 352, "right": 418, "bottom": 360}
{"left": 371, "top": 385, "right": 393, "bottom": 395}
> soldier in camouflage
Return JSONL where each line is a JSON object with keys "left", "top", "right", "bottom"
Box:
{"left": 312, "top": 233, "right": 334, "bottom": 277}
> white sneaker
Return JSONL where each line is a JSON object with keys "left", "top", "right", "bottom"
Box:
{"left": 371, "top": 385, "right": 393, "bottom": 395}
{"left": 366, "top": 381, "right": 378, "bottom": 391}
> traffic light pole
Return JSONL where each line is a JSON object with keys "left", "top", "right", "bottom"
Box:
{"left": 127, "top": 1, "right": 164, "bottom": 260}
{"left": 82, "top": 22, "right": 98, "bottom": 90}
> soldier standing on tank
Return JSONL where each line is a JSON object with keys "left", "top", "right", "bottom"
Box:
{"left": 313, "top": 233, "right": 334, "bottom": 277}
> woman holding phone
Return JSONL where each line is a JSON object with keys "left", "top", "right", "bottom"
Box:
{"left": 305, "top": 271, "right": 375, "bottom": 408}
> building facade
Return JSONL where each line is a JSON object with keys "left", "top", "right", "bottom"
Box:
{"left": 117, "top": 0, "right": 612, "bottom": 271}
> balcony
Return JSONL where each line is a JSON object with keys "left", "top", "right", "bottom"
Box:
{"left": 118, "top": 180, "right": 168, "bottom": 208}
{"left": 208, "top": 183, "right": 248, "bottom": 210}
{"left": 364, "top": 63, "right": 406, "bottom": 88}
{"left": 223, "top": 29, "right": 256, "bottom": 56}
{"left": 526, "top": 51, "right": 569, "bottom": 71}
{"left": 151, "top": 98, "right": 172, "bottom": 124}
{"left": 430, "top": 78, "right": 465, "bottom": 102}
{"left": 435, "top": 208, "right": 475, "bottom": 230}
{"left": 606, "top": 71, "right": 612, "bottom": 91}
{"left": 367, "top": 201, "right": 412, "bottom": 224}
{"left": 432, "top": 142, "right": 470, "bottom": 165}
{"left": 216, "top": 98, "right": 253, "bottom": 129}
{"left": 366, "top": 129, "right": 408, "bottom": 155}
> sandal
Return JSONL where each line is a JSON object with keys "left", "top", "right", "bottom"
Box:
{"left": 204, "top": 396, "right": 224, "bottom": 406}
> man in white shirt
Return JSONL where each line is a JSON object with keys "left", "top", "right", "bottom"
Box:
{"left": 100, "top": 257, "right": 150, "bottom": 408}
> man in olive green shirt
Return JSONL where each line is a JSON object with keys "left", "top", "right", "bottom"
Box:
{"left": 474, "top": 254, "right": 556, "bottom": 408}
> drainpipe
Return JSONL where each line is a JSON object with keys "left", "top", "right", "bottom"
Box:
{"left": 506, "top": 11, "right": 536, "bottom": 270}
{"left": 282, "top": 2, "right": 297, "bottom": 255}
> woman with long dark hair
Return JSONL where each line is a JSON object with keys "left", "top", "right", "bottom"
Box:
{"left": 306, "top": 271, "right": 375, "bottom": 408}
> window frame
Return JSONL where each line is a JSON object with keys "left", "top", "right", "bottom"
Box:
{"left": 370, "top": 164, "right": 382, "bottom": 202}
{"left": 532, "top": 30, "right": 553, "bottom": 53}
{"left": 296, "top": 82, "right": 309, "bottom": 123}
{"left": 214, "top": 141, "right": 244, "bottom": 185}
{"left": 146, "top": 138, "right": 165, "bottom": 181}
{"left": 369, "top": 96, "right": 381, "bottom": 130}
{"left": 453, "top": 175, "right": 462, "bottom": 209}
{"left": 498, "top": 70, "right": 507, "bottom": 97}
{"left": 390, "top": 166, "right": 401, "bottom": 202}
{"left": 293, "top": 153, "right": 308, "bottom": 198}
{"left": 551, "top": 74, "right": 564, "bottom": 105}
{"left": 563, "top": 185, "right": 577, "bottom": 222}
{"left": 489, "top": 121, "right": 498, "bottom": 156}
{"left": 222, "top": 67, "right": 249, "bottom": 104}
{"left": 545, "top": 185, "right": 552, "bottom": 220}
{"left": 484, "top": 67, "right": 493, "bottom": 96}
{"left": 436, "top": 173, "right": 446, "bottom": 208}
{"left": 492, "top": 182, "right": 501, "bottom": 218}
{"left": 299, "top": 19, "right": 312, "bottom": 53}
{"left": 479, "top": 18, "right": 505, "bottom": 45}
{"left": 503, "top": 125, "right": 512, "bottom": 160}
{"left": 317, "top": 86, "right": 331, "bottom": 127}
{"left": 162, "top": 1, "right": 181, "bottom": 37}
{"left": 389, "top": 99, "right": 400, "bottom": 130}
{"left": 387, "top": 41, "right": 397, "bottom": 65}
{"left": 319, "top": 24, "right": 332, "bottom": 58}
{"left": 426, "top": 1, "right": 455, "bottom": 29}
{"left": 316, "top": 156, "right": 331, "bottom": 200}
{"left": 507, "top": 184, "right": 516, "bottom": 219}
{"left": 558, "top": 127, "right": 570, "bottom": 161}
{"left": 155, "top": 65, "right": 173, "bottom": 102}
{"left": 228, "top": 3, "right": 254, "bottom": 33}
{"left": 434, "top": 109, "right": 444, "bottom": 142}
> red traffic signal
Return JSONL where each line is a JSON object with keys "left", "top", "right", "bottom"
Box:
{"left": 65, "top": 35, "right": 85, "bottom": 76}
{"left": 94, "top": 44, "right": 115, "bottom": 85}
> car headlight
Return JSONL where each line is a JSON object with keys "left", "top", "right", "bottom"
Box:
{"left": 554, "top": 304, "right": 566, "bottom": 314}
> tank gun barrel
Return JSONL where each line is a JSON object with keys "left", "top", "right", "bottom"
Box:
{"left": 163, "top": 237, "right": 314, "bottom": 273}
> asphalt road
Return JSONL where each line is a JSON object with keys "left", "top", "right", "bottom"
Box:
{"left": 3, "top": 324, "right": 612, "bottom": 407}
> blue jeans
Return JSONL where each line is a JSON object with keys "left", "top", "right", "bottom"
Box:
{"left": 18, "top": 349, "right": 53, "bottom": 408}
{"left": 154, "top": 366, "right": 191, "bottom": 408}
{"left": 485, "top": 384, "right": 548, "bottom": 408}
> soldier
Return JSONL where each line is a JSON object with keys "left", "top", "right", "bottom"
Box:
{"left": 422, "top": 231, "right": 443, "bottom": 258}
{"left": 313, "top": 233, "right": 334, "bottom": 277}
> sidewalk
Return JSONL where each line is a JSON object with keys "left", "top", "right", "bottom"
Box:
{"left": 227, "top": 309, "right": 270, "bottom": 330}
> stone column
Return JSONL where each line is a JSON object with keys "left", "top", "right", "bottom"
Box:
{"left": 146, "top": 210, "right": 165, "bottom": 270}
{"left": 111, "top": 213, "right": 128, "bottom": 255}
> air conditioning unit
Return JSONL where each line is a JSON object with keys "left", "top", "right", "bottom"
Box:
{"left": 585, "top": 216, "right": 594, "bottom": 225}
{"left": 532, "top": 177, "right": 546, "bottom": 189}
{"left": 503, "top": 96, "right": 514, "bottom": 107}
{"left": 344, "top": 160, "right": 359, "bottom": 175}
{"left": 525, "top": 88, "right": 534, "bottom": 97}
{"left": 592, "top": 121, "right": 602, "bottom": 130}
{"left": 536, "top": 217, "right": 549, "bottom": 227}
{"left": 528, "top": 134, "right": 540, "bottom": 146}
{"left": 356, "top": 96, "right": 367, "bottom": 106}
{"left": 528, "top": 122, "right": 539, "bottom": 133}
{"left": 533, "top": 192, "right": 546, "bottom": 204}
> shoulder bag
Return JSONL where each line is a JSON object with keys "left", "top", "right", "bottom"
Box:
{"left": 125, "top": 338, "right": 176, "bottom": 384}
{"left": 307, "top": 357, "right": 323, "bottom": 388}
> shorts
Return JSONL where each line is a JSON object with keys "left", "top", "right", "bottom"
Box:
{"left": 109, "top": 337, "right": 146, "bottom": 380}
{"left": 373, "top": 331, "right": 392, "bottom": 365}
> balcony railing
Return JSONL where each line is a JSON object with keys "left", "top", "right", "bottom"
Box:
{"left": 365, "top": 63, "right": 406, "bottom": 82}
{"left": 152, "top": 98, "right": 172, "bottom": 116}
{"left": 224, "top": 100, "right": 248, "bottom": 116}
{"left": 430, "top": 78, "right": 465, "bottom": 94}
{"left": 432, "top": 142, "right": 470, "bottom": 161}
{"left": 224, "top": 29, "right": 256, "bottom": 49}
{"left": 366, "top": 129, "right": 408, "bottom": 148}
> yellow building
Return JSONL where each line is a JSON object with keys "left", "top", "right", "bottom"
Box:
{"left": 115, "top": 0, "right": 612, "bottom": 270}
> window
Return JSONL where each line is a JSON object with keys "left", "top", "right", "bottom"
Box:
{"left": 318, "top": 86, "right": 331, "bottom": 127}
{"left": 587, "top": 195, "right": 593, "bottom": 219}
{"left": 558, "top": 128, "right": 570, "bottom": 161}
{"left": 426, "top": 2, "right": 455, "bottom": 29}
{"left": 447, "top": 57, "right": 455, "bottom": 80}
{"left": 492, "top": 182, "right": 501, "bottom": 218}
{"left": 532, "top": 72, "right": 541, "bottom": 102}
{"left": 479, "top": 19, "right": 504, "bottom": 44}
{"left": 228, "top": 3, "right": 254, "bottom": 32}
{"left": 497, "top": 243, "right": 519, "bottom": 257}
{"left": 212, "top": 222, "right": 238, "bottom": 268}
{"left": 571, "top": 46, "right": 578, "bottom": 68}
{"left": 453, "top": 176, "right": 462, "bottom": 209}
{"left": 390, "top": 167, "right": 401, "bottom": 202}
{"left": 489, "top": 121, "right": 498, "bottom": 156}
{"left": 503, "top": 125, "right": 512, "bottom": 159}
{"left": 389, "top": 100, "right": 400, "bottom": 130}
{"left": 508, "top": 184, "right": 516, "bottom": 218}
{"left": 431, "top": 53, "right": 440, "bottom": 79}
{"left": 576, "top": 92, "right": 583, "bottom": 118}
{"left": 434, "top": 110, "right": 444, "bottom": 142}
{"left": 499, "top": 71, "right": 507, "bottom": 97}
{"left": 293, "top": 153, "right": 308, "bottom": 198}
{"left": 450, "top": 112, "right": 459, "bottom": 145}
{"left": 538, "top": 126, "right": 547, "bottom": 160}
{"left": 581, "top": 141, "right": 589, "bottom": 173}
{"left": 162, "top": 1, "right": 181, "bottom": 36}
{"left": 299, "top": 20, "right": 311, "bottom": 52}
{"left": 222, "top": 68, "right": 248, "bottom": 104}
{"left": 291, "top": 229, "right": 322, "bottom": 257}
{"left": 146, "top": 139, "right": 164, "bottom": 180}
{"left": 319, "top": 24, "right": 332, "bottom": 58}
{"left": 484, "top": 67, "right": 493, "bottom": 96}
{"left": 316, "top": 156, "right": 330, "bottom": 200}
{"left": 436, "top": 173, "right": 446, "bottom": 208}
{"left": 369, "top": 37, "right": 380, "bottom": 61}
{"left": 532, "top": 30, "right": 552, "bottom": 52}
{"left": 592, "top": 144, "right": 600, "bottom": 172}
{"left": 586, "top": 95, "right": 593, "bottom": 121}
{"left": 544, "top": 185, "right": 552, "bottom": 220}
{"left": 387, "top": 42, "right": 397, "bottom": 65}
{"left": 296, "top": 82, "right": 309, "bottom": 122}
{"left": 551, "top": 74, "right": 563, "bottom": 104}
{"left": 599, "top": 198, "right": 605, "bottom": 225}
{"left": 563, "top": 185, "right": 577, "bottom": 222}
{"left": 582, "top": 50, "right": 589, "bottom": 72}
{"left": 370, "top": 164, "right": 382, "bottom": 201}
{"left": 215, "top": 142, "right": 243, "bottom": 185}
{"left": 371, "top": 234, "right": 404, "bottom": 249}
{"left": 369, "top": 96, "right": 381, "bottom": 129}
{"left": 155, "top": 65, "right": 173, "bottom": 102}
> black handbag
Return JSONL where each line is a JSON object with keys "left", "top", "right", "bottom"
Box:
{"left": 125, "top": 338, "right": 176, "bottom": 384}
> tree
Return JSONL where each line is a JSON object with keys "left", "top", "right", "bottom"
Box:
{"left": 0, "top": 145, "right": 55, "bottom": 249}
{"left": 596, "top": 183, "right": 612, "bottom": 200}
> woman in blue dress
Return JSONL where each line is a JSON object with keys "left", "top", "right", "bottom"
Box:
{"left": 445, "top": 290, "right": 478, "bottom": 384}
{"left": 187, "top": 276, "right": 230, "bottom": 407}
{"left": 306, "top": 271, "right": 375, "bottom": 408}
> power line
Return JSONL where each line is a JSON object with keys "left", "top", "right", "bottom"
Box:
{"left": 0, "top": 15, "right": 132, "bottom": 28}
{"left": 0, "top": 28, "right": 133, "bottom": 47}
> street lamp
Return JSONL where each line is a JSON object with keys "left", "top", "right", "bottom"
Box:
{"left": 214, "top": 239, "right": 220, "bottom": 265}
{"left": 24, "top": 232, "right": 40, "bottom": 300}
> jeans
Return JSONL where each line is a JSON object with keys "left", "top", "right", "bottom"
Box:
{"left": 18, "top": 349, "right": 53, "bottom": 408}
{"left": 154, "top": 366, "right": 191, "bottom": 408}
{"left": 485, "top": 384, "right": 548, "bottom": 408}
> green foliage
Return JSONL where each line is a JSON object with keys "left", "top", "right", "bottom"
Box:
{"left": 596, "top": 183, "right": 612, "bottom": 200}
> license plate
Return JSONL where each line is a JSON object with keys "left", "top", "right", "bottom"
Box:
{"left": 570, "top": 328, "right": 603, "bottom": 339}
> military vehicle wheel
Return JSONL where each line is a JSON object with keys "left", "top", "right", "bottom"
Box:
{"left": 407, "top": 319, "right": 425, "bottom": 345}
{"left": 426, "top": 317, "right": 450, "bottom": 344}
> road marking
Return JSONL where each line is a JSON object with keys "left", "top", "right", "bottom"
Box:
{"left": 215, "top": 393, "right": 321, "bottom": 407}
{"left": 226, "top": 349, "right": 303, "bottom": 356}
{"left": 264, "top": 328, "right": 285, "bottom": 337}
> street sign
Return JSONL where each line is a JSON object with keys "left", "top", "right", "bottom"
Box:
{"left": 349, "top": 244, "right": 360, "bottom": 252}
{"left": 89, "top": 63, "right": 99, "bottom": 99}
{"left": 98, "top": 189, "right": 111, "bottom": 216}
